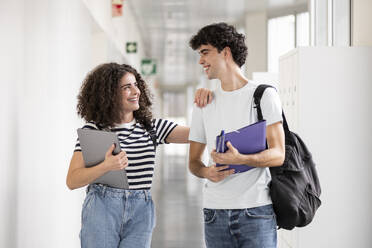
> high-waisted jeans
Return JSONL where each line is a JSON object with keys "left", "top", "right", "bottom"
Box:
{"left": 80, "top": 184, "right": 155, "bottom": 248}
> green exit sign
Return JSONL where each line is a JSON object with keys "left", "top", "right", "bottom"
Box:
{"left": 141, "top": 59, "right": 156, "bottom": 76}
{"left": 126, "top": 42, "right": 137, "bottom": 53}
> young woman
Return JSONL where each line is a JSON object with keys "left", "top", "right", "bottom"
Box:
{"left": 66, "top": 63, "right": 211, "bottom": 248}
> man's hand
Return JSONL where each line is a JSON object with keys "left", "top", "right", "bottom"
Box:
{"left": 203, "top": 165, "right": 234, "bottom": 182}
{"left": 211, "top": 141, "right": 242, "bottom": 165}
{"left": 189, "top": 141, "right": 234, "bottom": 182}
{"left": 194, "top": 88, "right": 213, "bottom": 107}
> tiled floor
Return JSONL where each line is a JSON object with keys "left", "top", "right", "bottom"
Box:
{"left": 151, "top": 154, "right": 206, "bottom": 248}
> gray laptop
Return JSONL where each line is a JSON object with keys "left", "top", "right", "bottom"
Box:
{"left": 77, "top": 128, "right": 129, "bottom": 189}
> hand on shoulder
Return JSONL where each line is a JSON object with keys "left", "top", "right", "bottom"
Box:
{"left": 194, "top": 88, "right": 214, "bottom": 108}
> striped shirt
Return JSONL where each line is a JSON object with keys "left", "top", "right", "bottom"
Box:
{"left": 74, "top": 118, "right": 177, "bottom": 190}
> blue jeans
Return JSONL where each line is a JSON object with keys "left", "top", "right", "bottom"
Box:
{"left": 203, "top": 205, "right": 277, "bottom": 248}
{"left": 80, "top": 184, "right": 155, "bottom": 248}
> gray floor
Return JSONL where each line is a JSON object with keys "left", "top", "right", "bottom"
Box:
{"left": 151, "top": 154, "right": 206, "bottom": 248}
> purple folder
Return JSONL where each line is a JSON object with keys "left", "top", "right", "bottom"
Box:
{"left": 215, "top": 120, "right": 267, "bottom": 173}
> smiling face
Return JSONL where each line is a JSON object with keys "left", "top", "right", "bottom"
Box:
{"left": 120, "top": 72, "right": 140, "bottom": 114}
{"left": 198, "top": 44, "right": 226, "bottom": 80}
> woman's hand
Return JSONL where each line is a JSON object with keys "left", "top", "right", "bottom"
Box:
{"left": 194, "top": 88, "right": 213, "bottom": 107}
{"left": 101, "top": 144, "right": 128, "bottom": 171}
{"left": 67, "top": 144, "right": 128, "bottom": 190}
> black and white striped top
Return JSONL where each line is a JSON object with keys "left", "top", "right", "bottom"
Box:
{"left": 74, "top": 118, "right": 177, "bottom": 190}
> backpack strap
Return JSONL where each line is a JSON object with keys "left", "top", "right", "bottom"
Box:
{"left": 146, "top": 125, "right": 158, "bottom": 152}
{"left": 253, "top": 84, "right": 273, "bottom": 121}
{"left": 98, "top": 122, "right": 157, "bottom": 151}
{"left": 253, "top": 84, "right": 290, "bottom": 133}
{"left": 96, "top": 123, "right": 110, "bottom": 132}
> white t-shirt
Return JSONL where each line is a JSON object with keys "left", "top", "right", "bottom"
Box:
{"left": 189, "top": 81, "right": 282, "bottom": 209}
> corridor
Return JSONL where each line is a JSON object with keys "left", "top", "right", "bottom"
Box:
{"left": 151, "top": 154, "right": 205, "bottom": 248}
{"left": 1, "top": 0, "right": 372, "bottom": 247}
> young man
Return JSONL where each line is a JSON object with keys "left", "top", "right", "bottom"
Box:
{"left": 188, "top": 22, "right": 285, "bottom": 248}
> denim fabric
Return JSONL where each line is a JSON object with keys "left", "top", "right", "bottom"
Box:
{"left": 203, "top": 204, "right": 277, "bottom": 248}
{"left": 80, "top": 184, "right": 155, "bottom": 248}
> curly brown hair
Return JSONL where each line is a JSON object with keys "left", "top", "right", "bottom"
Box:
{"left": 77, "top": 63, "right": 153, "bottom": 129}
{"left": 189, "top": 22, "right": 248, "bottom": 67}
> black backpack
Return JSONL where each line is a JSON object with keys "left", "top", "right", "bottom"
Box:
{"left": 253, "top": 84, "right": 322, "bottom": 230}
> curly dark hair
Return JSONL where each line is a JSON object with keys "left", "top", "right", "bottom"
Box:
{"left": 189, "top": 22, "right": 248, "bottom": 67}
{"left": 77, "top": 63, "right": 153, "bottom": 129}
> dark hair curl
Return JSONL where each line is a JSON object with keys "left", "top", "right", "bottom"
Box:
{"left": 77, "top": 63, "right": 153, "bottom": 129}
{"left": 189, "top": 22, "right": 248, "bottom": 67}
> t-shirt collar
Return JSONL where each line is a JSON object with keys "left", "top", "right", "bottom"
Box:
{"left": 115, "top": 119, "right": 136, "bottom": 129}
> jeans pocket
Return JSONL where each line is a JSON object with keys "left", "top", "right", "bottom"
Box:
{"left": 82, "top": 191, "right": 94, "bottom": 210}
{"left": 81, "top": 192, "right": 95, "bottom": 222}
{"left": 245, "top": 205, "right": 275, "bottom": 219}
{"left": 203, "top": 208, "right": 216, "bottom": 224}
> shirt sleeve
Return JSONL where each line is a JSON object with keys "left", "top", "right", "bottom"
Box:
{"left": 74, "top": 122, "right": 99, "bottom": 152}
{"left": 153, "top": 119, "right": 178, "bottom": 145}
{"left": 188, "top": 104, "right": 207, "bottom": 144}
{"left": 260, "top": 87, "right": 283, "bottom": 126}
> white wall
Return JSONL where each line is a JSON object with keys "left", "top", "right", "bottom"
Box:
{"left": 245, "top": 11, "right": 268, "bottom": 79}
{"left": 252, "top": 72, "right": 278, "bottom": 88}
{"left": 333, "top": 0, "right": 350, "bottom": 46}
{"left": 352, "top": 0, "right": 372, "bottom": 46}
{"left": 0, "top": 0, "right": 23, "bottom": 246}
{"left": 82, "top": 0, "right": 146, "bottom": 69}
{"left": 0, "top": 0, "right": 145, "bottom": 247}
{"left": 17, "top": 1, "right": 93, "bottom": 247}
{"left": 310, "top": 0, "right": 328, "bottom": 46}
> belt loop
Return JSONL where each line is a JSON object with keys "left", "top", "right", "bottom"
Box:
{"left": 102, "top": 185, "right": 107, "bottom": 197}
{"left": 86, "top": 184, "right": 90, "bottom": 194}
{"left": 144, "top": 190, "right": 148, "bottom": 201}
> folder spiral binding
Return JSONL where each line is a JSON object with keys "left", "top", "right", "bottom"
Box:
{"left": 215, "top": 120, "right": 267, "bottom": 173}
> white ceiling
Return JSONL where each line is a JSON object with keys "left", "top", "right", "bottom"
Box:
{"left": 128, "top": 0, "right": 308, "bottom": 85}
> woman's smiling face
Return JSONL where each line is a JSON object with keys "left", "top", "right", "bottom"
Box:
{"left": 119, "top": 72, "right": 141, "bottom": 114}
